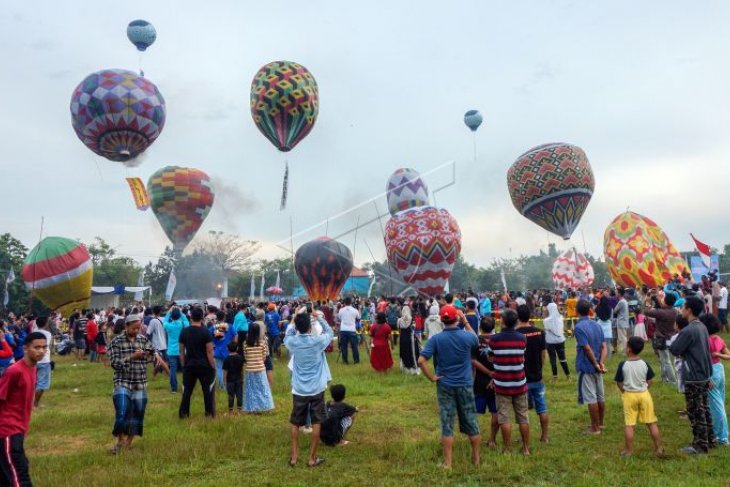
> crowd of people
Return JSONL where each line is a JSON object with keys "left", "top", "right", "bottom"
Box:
{"left": 0, "top": 273, "right": 727, "bottom": 481}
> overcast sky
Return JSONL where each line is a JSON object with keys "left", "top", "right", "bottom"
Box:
{"left": 2, "top": 0, "right": 729, "bottom": 269}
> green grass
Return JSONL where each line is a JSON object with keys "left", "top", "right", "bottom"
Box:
{"left": 28, "top": 336, "right": 730, "bottom": 487}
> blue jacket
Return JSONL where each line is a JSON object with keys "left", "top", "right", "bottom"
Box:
{"left": 163, "top": 312, "right": 189, "bottom": 356}
{"left": 233, "top": 311, "right": 249, "bottom": 333}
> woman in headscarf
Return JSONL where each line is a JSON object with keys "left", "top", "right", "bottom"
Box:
{"left": 369, "top": 312, "right": 393, "bottom": 372}
{"left": 544, "top": 302, "right": 570, "bottom": 379}
{"left": 595, "top": 295, "right": 614, "bottom": 358}
{"left": 398, "top": 303, "right": 420, "bottom": 375}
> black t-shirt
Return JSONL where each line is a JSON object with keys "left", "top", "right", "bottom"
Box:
{"left": 222, "top": 354, "right": 244, "bottom": 382}
{"left": 320, "top": 401, "right": 357, "bottom": 446}
{"left": 225, "top": 309, "right": 237, "bottom": 325}
{"left": 517, "top": 326, "right": 546, "bottom": 383}
{"left": 179, "top": 325, "right": 212, "bottom": 367}
{"left": 74, "top": 318, "right": 88, "bottom": 340}
{"left": 474, "top": 334, "right": 494, "bottom": 397}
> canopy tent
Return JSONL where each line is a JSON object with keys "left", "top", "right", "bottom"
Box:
{"left": 90, "top": 286, "right": 152, "bottom": 310}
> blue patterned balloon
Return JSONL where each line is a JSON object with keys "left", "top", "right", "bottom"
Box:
{"left": 127, "top": 20, "right": 157, "bottom": 52}
{"left": 464, "top": 110, "right": 483, "bottom": 132}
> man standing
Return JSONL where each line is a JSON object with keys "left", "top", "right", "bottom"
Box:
{"left": 337, "top": 297, "right": 360, "bottom": 365}
{"left": 670, "top": 295, "right": 714, "bottom": 454}
{"left": 233, "top": 304, "right": 249, "bottom": 354}
{"left": 284, "top": 308, "right": 334, "bottom": 467}
{"left": 72, "top": 311, "right": 88, "bottom": 360}
{"left": 516, "top": 305, "right": 549, "bottom": 444}
{"left": 0, "top": 332, "right": 47, "bottom": 486}
{"left": 33, "top": 317, "right": 53, "bottom": 409}
{"left": 614, "top": 289, "right": 630, "bottom": 354}
{"left": 718, "top": 282, "right": 728, "bottom": 333}
{"left": 264, "top": 304, "right": 282, "bottom": 359}
{"left": 644, "top": 293, "right": 678, "bottom": 385}
{"left": 146, "top": 306, "right": 168, "bottom": 378}
{"left": 575, "top": 299, "right": 607, "bottom": 435}
{"left": 179, "top": 307, "right": 216, "bottom": 419}
{"left": 108, "top": 315, "right": 168, "bottom": 454}
{"left": 418, "top": 305, "right": 481, "bottom": 469}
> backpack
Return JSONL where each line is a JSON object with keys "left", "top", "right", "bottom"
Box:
{"left": 386, "top": 305, "right": 399, "bottom": 326}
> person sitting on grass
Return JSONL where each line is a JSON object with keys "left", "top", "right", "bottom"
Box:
{"left": 614, "top": 336, "right": 664, "bottom": 457}
{"left": 223, "top": 341, "right": 244, "bottom": 414}
{"left": 320, "top": 384, "right": 358, "bottom": 446}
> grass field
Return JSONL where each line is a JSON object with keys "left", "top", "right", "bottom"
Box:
{"left": 27, "top": 334, "right": 730, "bottom": 487}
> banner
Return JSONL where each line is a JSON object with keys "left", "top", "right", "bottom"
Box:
{"left": 134, "top": 270, "right": 145, "bottom": 301}
{"left": 249, "top": 274, "right": 255, "bottom": 301}
{"left": 259, "top": 273, "right": 265, "bottom": 301}
{"left": 690, "top": 255, "right": 720, "bottom": 283}
{"left": 126, "top": 177, "right": 150, "bottom": 211}
{"left": 165, "top": 269, "right": 177, "bottom": 301}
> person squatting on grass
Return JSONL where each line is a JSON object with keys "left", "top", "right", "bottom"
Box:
{"left": 319, "top": 384, "right": 358, "bottom": 447}
{"left": 0, "top": 332, "right": 47, "bottom": 486}
{"left": 614, "top": 336, "right": 664, "bottom": 457}
{"left": 108, "top": 315, "right": 169, "bottom": 455}
{"left": 418, "top": 305, "right": 481, "bottom": 469}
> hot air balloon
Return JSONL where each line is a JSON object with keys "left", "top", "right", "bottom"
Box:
{"left": 70, "top": 69, "right": 166, "bottom": 164}
{"left": 464, "top": 110, "right": 483, "bottom": 132}
{"left": 551, "top": 248, "right": 594, "bottom": 290}
{"left": 603, "top": 211, "right": 688, "bottom": 288}
{"left": 294, "top": 237, "right": 353, "bottom": 301}
{"left": 147, "top": 166, "right": 215, "bottom": 252}
{"left": 127, "top": 20, "right": 157, "bottom": 51}
{"left": 386, "top": 168, "right": 430, "bottom": 216}
{"left": 21, "top": 237, "right": 93, "bottom": 317}
{"left": 384, "top": 206, "right": 461, "bottom": 296}
{"left": 507, "top": 143, "right": 594, "bottom": 240}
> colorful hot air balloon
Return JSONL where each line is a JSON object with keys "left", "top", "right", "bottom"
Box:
{"left": 551, "top": 248, "right": 594, "bottom": 290}
{"left": 294, "top": 237, "right": 353, "bottom": 301}
{"left": 21, "top": 237, "right": 93, "bottom": 317}
{"left": 386, "top": 168, "right": 430, "bottom": 216}
{"left": 464, "top": 110, "right": 483, "bottom": 132}
{"left": 70, "top": 69, "right": 166, "bottom": 163}
{"left": 384, "top": 206, "right": 462, "bottom": 296}
{"left": 147, "top": 166, "right": 215, "bottom": 252}
{"left": 507, "top": 143, "right": 594, "bottom": 240}
{"left": 250, "top": 60, "right": 319, "bottom": 152}
{"left": 603, "top": 211, "right": 688, "bottom": 289}
{"left": 127, "top": 20, "right": 157, "bottom": 51}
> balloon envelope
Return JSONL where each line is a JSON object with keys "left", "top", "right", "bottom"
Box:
{"left": 464, "top": 110, "right": 483, "bottom": 132}
{"left": 127, "top": 20, "right": 157, "bottom": 51}
{"left": 250, "top": 60, "right": 318, "bottom": 152}
{"left": 21, "top": 237, "right": 93, "bottom": 316}
{"left": 70, "top": 69, "right": 166, "bottom": 163}
{"left": 384, "top": 206, "right": 461, "bottom": 296}
{"left": 551, "top": 248, "right": 594, "bottom": 290}
{"left": 507, "top": 143, "right": 594, "bottom": 240}
{"left": 603, "top": 211, "right": 688, "bottom": 288}
{"left": 148, "top": 166, "right": 215, "bottom": 252}
{"left": 294, "top": 237, "right": 353, "bottom": 301}
{"left": 386, "top": 168, "right": 429, "bottom": 216}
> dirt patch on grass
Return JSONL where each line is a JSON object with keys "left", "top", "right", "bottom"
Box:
{"left": 27, "top": 434, "right": 92, "bottom": 456}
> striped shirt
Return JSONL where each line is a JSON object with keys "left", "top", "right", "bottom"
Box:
{"left": 488, "top": 329, "right": 527, "bottom": 395}
{"left": 243, "top": 343, "right": 268, "bottom": 373}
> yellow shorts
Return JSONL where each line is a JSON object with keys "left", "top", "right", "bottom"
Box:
{"left": 622, "top": 391, "right": 657, "bottom": 426}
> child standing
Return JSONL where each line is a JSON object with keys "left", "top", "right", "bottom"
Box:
{"left": 222, "top": 342, "right": 244, "bottom": 414}
{"left": 614, "top": 336, "right": 664, "bottom": 456}
{"left": 474, "top": 316, "right": 499, "bottom": 447}
{"left": 242, "top": 323, "right": 274, "bottom": 413}
{"left": 320, "top": 384, "right": 358, "bottom": 446}
{"left": 700, "top": 313, "right": 729, "bottom": 445}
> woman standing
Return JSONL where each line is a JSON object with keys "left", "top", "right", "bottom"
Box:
{"left": 544, "top": 302, "right": 570, "bottom": 379}
{"left": 369, "top": 312, "right": 393, "bottom": 372}
{"left": 701, "top": 314, "right": 729, "bottom": 445}
{"left": 595, "top": 296, "right": 613, "bottom": 359}
{"left": 398, "top": 304, "right": 420, "bottom": 375}
{"left": 243, "top": 323, "right": 275, "bottom": 413}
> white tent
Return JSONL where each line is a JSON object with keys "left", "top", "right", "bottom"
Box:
{"left": 90, "top": 286, "right": 151, "bottom": 310}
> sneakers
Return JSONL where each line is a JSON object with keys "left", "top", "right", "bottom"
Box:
{"left": 679, "top": 446, "right": 705, "bottom": 455}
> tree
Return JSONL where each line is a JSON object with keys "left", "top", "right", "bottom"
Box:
{"left": 191, "top": 231, "right": 259, "bottom": 297}
{"left": 0, "top": 233, "right": 34, "bottom": 315}
{"left": 86, "top": 237, "right": 142, "bottom": 287}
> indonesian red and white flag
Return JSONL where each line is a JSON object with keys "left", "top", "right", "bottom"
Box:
{"left": 690, "top": 233, "right": 712, "bottom": 270}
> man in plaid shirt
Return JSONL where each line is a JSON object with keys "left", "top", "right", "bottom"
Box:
{"left": 108, "top": 314, "right": 168, "bottom": 454}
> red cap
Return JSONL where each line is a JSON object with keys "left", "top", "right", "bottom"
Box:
{"left": 439, "top": 305, "right": 458, "bottom": 323}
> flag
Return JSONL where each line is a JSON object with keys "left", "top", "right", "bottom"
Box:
{"left": 690, "top": 233, "right": 712, "bottom": 270}
{"left": 165, "top": 269, "right": 177, "bottom": 301}
{"left": 6, "top": 269, "right": 14, "bottom": 284}
{"left": 275, "top": 271, "right": 281, "bottom": 290}
{"left": 126, "top": 177, "right": 150, "bottom": 211}
{"left": 249, "top": 274, "right": 255, "bottom": 301}
{"left": 3, "top": 269, "right": 14, "bottom": 306}
{"left": 500, "top": 269, "right": 508, "bottom": 291}
{"left": 444, "top": 280, "right": 450, "bottom": 293}
{"left": 134, "top": 270, "right": 145, "bottom": 301}
{"left": 259, "top": 273, "right": 265, "bottom": 301}
{"left": 221, "top": 277, "right": 228, "bottom": 299}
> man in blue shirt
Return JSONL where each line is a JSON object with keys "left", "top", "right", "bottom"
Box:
{"left": 418, "top": 305, "right": 481, "bottom": 469}
{"left": 574, "top": 299, "right": 607, "bottom": 435}
{"left": 233, "top": 304, "right": 249, "bottom": 354}
{"left": 264, "top": 304, "right": 282, "bottom": 359}
{"left": 479, "top": 294, "right": 492, "bottom": 317}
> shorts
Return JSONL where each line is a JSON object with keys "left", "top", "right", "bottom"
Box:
{"left": 437, "top": 384, "right": 480, "bottom": 437}
{"left": 290, "top": 392, "right": 327, "bottom": 426}
{"left": 36, "top": 362, "right": 52, "bottom": 391}
{"left": 496, "top": 393, "right": 529, "bottom": 425}
{"left": 264, "top": 355, "right": 273, "bottom": 372}
{"left": 474, "top": 393, "right": 497, "bottom": 415}
{"left": 622, "top": 391, "right": 657, "bottom": 426}
{"left": 74, "top": 338, "right": 86, "bottom": 350}
{"left": 527, "top": 382, "right": 548, "bottom": 415}
{"left": 578, "top": 372, "right": 605, "bottom": 405}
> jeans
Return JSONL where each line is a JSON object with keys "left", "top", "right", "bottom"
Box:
{"left": 168, "top": 355, "right": 180, "bottom": 392}
{"left": 215, "top": 358, "right": 225, "bottom": 391}
{"left": 339, "top": 331, "right": 359, "bottom": 364}
{"left": 179, "top": 365, "right": 216, "bottom": 418}
{"left": 227, "top": 379, "right": 243, "bottom": 410}
{"left": 657, "top": 348, "right": 676, "bottom": 385}
{"left": 546, "top": 342, "right": 570, "bottom": 377}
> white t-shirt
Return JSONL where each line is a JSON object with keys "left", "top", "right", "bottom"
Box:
{"left": 37, "top": 329, "right": 53, "bottom": 364}
{"left": 720, "top": 287, "right": 728, "bottom": 309}
{"left": 337, "top": 306, "right": 360, "bottom": 333}
{"left": 515, "top": 297, "right": 526, "bottom": 306}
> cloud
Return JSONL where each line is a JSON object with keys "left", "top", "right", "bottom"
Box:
{"left": 207, "top": 178, "right": 259, "bottom": 232}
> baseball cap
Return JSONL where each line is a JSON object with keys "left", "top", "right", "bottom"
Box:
{"left": 439, "top": 305, "right": 458, "bottom": 323}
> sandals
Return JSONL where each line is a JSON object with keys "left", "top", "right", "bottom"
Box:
{"left": 109, "top": 444, "right": 124, "bottom": 455}
{"left": 288, "top": 458, "right": 297, "bottom": 467}
{"left": 308, "top": 457, "right": 325, "bottom": 467}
